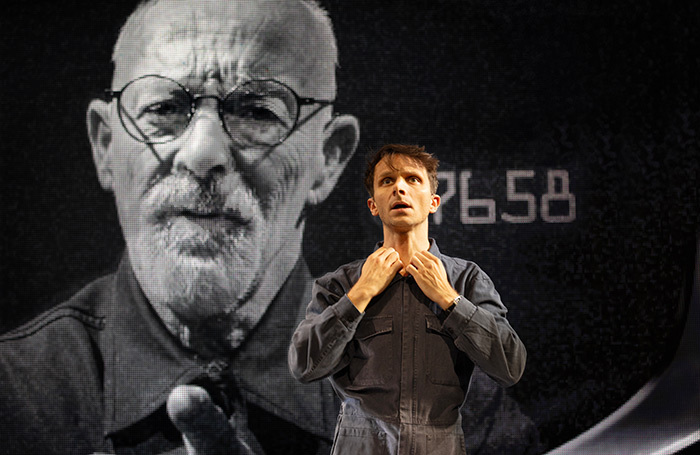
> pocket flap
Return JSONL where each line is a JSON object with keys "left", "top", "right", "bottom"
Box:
{"left": 355, "top": 316, "right": 393, "bottom": 340}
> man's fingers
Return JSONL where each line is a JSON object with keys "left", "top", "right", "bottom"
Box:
{"left": 379, "top": 247, "right": 398, "bottom": 262}
{"left": 409, "top": 255, "right": 426, "bottom": 272}
{"left": 370, "top": 247, "right": 401, "bottom": 269}
{"left": 420, "top": 250, "right": 438, "bottom": 261}
{"left": 412, "top": 251, "right": 444, "bottom": 275}
{"left": 415, "top": 250, "right": 437, "bottom": 264}
{"left": 167, "top": 385, "right": 233, "bottom": 454}
{"left": 374, "top": 246, "right": 394, "bottom": 257}
{"left": 388, "top": 251, "right": 401, "bottom": 266}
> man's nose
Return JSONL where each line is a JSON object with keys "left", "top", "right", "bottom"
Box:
{"left": 172, "top": 113, "right": 231, "bottom": 179}
{"left": 393, "top": 178, "right": 408, "bottom": 195}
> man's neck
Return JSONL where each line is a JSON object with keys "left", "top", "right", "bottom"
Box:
{"left": 381, "top": 224, "right": 431, "bottom": 267}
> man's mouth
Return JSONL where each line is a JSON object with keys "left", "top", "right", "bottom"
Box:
{"left": 391, "top": 201, "right": 411, "bottom": 210}
{"left": 162, "top": 208, "right": 253, "bottom": 232}
{"left": 184, "top": 213, "right": 249, "bottom": 230}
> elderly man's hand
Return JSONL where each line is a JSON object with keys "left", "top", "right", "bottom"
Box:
{"left": 166, "top": 385, "right": 258, "bottom": 455}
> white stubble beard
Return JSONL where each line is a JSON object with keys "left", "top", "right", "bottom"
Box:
{"left": 129, "top": 181, "right": 267, "bottom": 351}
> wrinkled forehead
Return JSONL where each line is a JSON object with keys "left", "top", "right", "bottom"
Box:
{"left": 113, "top": 0, "right": 336, "bottom": 98}
{"left": 377, "top": 154, "right": 428, "bottom": 177}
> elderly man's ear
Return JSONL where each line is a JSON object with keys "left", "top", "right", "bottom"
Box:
{"left": 86, "top": 99, "right": 115, "bottom": 192}
{"left": 306, "top": 114, "right": 360, "bottom": 206}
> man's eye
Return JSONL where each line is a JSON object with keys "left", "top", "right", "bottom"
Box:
{"left": 141, "top": 101, "right": 186, "bottom": 117}
{"left": 238, "top": 106, "right": 281, "bottom": 122}
{"left": 228, "top": 96, "right": 290, "bottom": 125}
{"left": 409, "top": 176, "right": 421, "bottom": 183}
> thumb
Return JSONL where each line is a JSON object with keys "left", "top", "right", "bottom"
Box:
{"left": 167, "top": 385, "right": 234, "bottom": 455}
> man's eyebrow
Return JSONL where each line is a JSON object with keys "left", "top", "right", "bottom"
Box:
{"left": 376, "top": 170, "right": 396, "bottom": 180}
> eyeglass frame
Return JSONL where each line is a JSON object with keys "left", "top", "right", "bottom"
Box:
{"left": 104, "top": 74, "right": 335, "bottom": 146}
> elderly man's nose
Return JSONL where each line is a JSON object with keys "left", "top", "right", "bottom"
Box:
{"left": 173, "top": 115, "right": 231, "bottom": 178}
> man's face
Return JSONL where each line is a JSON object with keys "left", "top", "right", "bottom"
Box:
{"left": 368, "top": 155, "right": 440, "bottom": 232}
{"left": 88, "top": 0, "right": 357, "bottom": 347}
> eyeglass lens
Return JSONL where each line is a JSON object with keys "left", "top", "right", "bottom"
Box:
{"left": 117, "top": 75, "right": 299, "bottom": 145}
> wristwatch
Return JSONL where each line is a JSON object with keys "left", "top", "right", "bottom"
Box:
{"left": 446, "top": 295, "right": 462, "bottom": 313}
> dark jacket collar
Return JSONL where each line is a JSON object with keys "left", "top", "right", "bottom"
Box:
{"left": 101, "top": 254, "right": 335, "bottom": 440}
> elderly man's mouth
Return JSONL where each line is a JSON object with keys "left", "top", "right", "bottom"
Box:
{"left": 165, "top": 210, "right": 253, "bottom": 233}
{"left": 185, "top": 214, "right": 245, "bottom": 231}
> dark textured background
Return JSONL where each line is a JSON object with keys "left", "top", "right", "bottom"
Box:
{"left": 2, "top": 0, "right": 698, "bottom": 452}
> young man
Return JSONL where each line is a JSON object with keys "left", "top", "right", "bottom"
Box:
{"left": 289, "top": 144, "right": 527, "bottom": 454}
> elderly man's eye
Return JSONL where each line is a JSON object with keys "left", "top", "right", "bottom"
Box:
{"left": 141, "top": 101, "right": 185, "bottom": 117}
{"left": 238, "top": 106, "right": 281, "bottom": 122}
{"left": 227, "top": 95, "right": 291, "bottom": 126}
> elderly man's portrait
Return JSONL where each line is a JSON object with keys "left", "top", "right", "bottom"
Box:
{"left": 1, "top": 0, "right": 698, "bottom": 454}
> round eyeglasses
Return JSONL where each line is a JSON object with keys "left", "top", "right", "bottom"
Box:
{"left": 106, "top": 75, "right": 334, "bottom": 146}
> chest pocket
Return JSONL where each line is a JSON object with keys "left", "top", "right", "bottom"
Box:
{"left": 425, "top": 315, "right": 463, "bottom": 386}
{"left": 348, "top": 316, "right": 393, "bottom": 386}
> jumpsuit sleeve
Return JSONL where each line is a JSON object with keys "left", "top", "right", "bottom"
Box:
{"left": 288, "top": 274, "right": 364, "bottom": 383}
{"left": 442, "top": 268, "right": 527, "bottom": 387}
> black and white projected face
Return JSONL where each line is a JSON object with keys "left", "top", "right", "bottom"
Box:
{"left": 3, "top": 1, "right": 698, "bottom": 453}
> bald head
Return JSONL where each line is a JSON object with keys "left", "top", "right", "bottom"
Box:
{"left": 112, "top": 0, "right": 338, "bottom": 98}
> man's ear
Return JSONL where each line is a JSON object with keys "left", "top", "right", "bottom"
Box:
{"left": 86, "top": 99, "right": 114, "bottom": 191}
{"left": 367, "top": 197, "right": 379, "bottom": 216}
{"left": 429, "top": 194, "right": 441, "bottom": 213}
{"left": 306, "top": 114, "right": 360, "bottom": 206}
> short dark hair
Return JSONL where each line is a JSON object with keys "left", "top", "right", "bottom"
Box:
{"left": 363, "top": 144, "right": 439, "bottom": 196}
